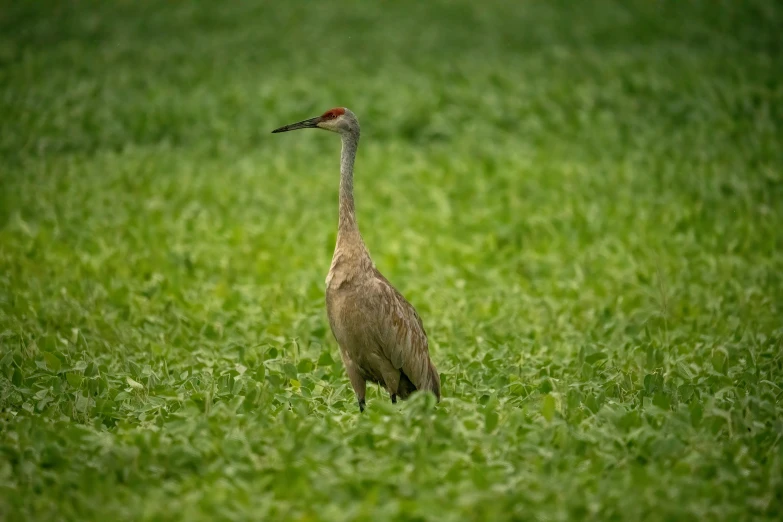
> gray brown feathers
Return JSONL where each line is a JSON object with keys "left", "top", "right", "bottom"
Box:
{"left": 273, "top": 107, "right": 440, "bottom": 412}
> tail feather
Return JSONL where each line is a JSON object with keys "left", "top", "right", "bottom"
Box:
{"left": 428, "top": 362, "right": 441, "bottom": 402}
{"left": 397, "top": 372, "right": 416, "bottom": 400}
{"left": 397, "top": 363, "right": 441, "bottom": 402}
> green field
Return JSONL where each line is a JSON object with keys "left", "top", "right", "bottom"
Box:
{"left": 1, "top": 0, "right": 782, "bottom": 520}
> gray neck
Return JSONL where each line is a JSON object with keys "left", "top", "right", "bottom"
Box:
{"left": 338, "top": 131, "right": 360, "bottom": 236}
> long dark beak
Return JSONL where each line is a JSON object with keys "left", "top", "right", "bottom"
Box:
{"left": 271, "top": 116, "right": 320, "bottom": 133}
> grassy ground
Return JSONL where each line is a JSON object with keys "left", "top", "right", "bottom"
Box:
{"left": 1, "top": 0, "right": 782, "bottom": 520}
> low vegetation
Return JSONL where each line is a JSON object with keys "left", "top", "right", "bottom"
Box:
{"left": 1, "top": 1, "right": 781, "bottom": 520}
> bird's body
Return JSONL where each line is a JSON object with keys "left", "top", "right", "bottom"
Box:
{"left": 326, "top": 246, "right": 440, "bottom": 408}
{"left": 273, "top": 107, "right": 440, "bottom": 411}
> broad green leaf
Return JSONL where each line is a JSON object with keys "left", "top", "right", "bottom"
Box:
{"left": 66, "top": 373, "right": 83, "bottom": 388}
{"left": 317, "top": 351, "right": 334, "bottom": 366}
{"left": 282, "top": 363, "right": 298, "bottom": 379}
{"left": 297, "top": 359, "right": 314, "bottom": 374}
{"left": 585, "top": 351, "right": 608, "bottom": 364}
{"left": 542, "top": 394, "right": 556, "bottom": 422}
{"left": 712, "top": 351, "right": 727, "bottom": 373}
{"left": 126, "top": 376, "right": 145, "bottom": 390}
{"left": 484, "top": 407, "right": 499, "bottom": 433}
{"left": 678, "top": 384, "right": 694, "bottom": 402}
{"left": 75, "top": 394, "right": 90, "bottom": 413}
{"left": 44, "top": 352, "right": 62, "bottom": 372}
{"left": 0, "top": 349, "right": 14, "bottom": 367}
{"left": 653, "top": 392, "right": 671, "bottom": 409}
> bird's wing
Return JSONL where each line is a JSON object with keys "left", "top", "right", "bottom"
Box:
{"left": 370, "top": 269, "right": 437, "bottom": 392}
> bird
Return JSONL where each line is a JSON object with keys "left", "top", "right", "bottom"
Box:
{"left": 272, "top": 107, "right": 441, "bottom": 412}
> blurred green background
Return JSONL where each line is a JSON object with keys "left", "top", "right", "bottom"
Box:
{"left": 1, "top": 1, "right": 782, "bottom": 520}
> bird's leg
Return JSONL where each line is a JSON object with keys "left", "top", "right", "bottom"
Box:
{"left": 380, "top": 366, "right": 402, "bottom": 405}
{"left": 341, "top": 357, "right": 366, "bottom": 413}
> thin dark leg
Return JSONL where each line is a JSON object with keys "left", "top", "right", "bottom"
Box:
{"left": 391, "top": 394, "right": 397, "bottom": 404}
{"left": 358, "top": 398, "right": 366, "bottom": 412}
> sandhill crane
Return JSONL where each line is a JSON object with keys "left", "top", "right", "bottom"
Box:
{"left": 272, "top": 107, "right": 441, "bottom": 412}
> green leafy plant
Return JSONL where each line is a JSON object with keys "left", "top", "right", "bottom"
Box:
{"left": 1, "top": 1, "right": 782, "bottom": 520}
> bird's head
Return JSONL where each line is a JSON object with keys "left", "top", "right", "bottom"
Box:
{"left": 272, "top": 107, "right": 359, "bottom": 136}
